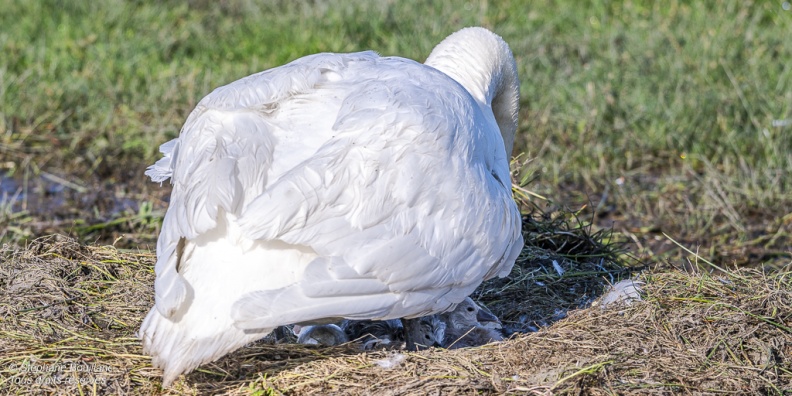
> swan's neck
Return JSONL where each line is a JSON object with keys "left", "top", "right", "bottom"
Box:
{"left": 424, "top": 27, "right": 520, "bottom": 157}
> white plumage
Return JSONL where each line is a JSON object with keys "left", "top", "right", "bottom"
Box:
{"left": 139, "top": 27, "right": 524, "bottom": 386}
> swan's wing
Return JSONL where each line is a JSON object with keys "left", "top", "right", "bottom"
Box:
{"left": 147, "top": 52, "right": 384, "bottom": 318}
{"left": 233, "top": 57, "right": 524, "bottom": 327}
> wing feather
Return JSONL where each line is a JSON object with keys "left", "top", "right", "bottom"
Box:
{"left": 148, "top": 53, "right": 381, "bottom": 318}
{"left": 235, "top": 58, "right": 522, "bottom": 320}
{"left": 147, "top": 50, "right": 522, "bottom": 324}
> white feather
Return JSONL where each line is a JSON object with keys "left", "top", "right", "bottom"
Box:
{"left": 374, "top": 353, "right": 406, "bottom": 369}
{"left": 139, "top": 27, "right": 524, "bottom": 386}
{"left": 599, "top": 279, "right": 645, "bottom": 309}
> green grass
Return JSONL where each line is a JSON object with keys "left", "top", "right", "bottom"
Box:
{"left": 1, "top": 0, "right": 791, "bottom": 265}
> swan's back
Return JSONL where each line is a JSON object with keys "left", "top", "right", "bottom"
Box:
{"left": 140, "top": 27, "right": 523, "bottom": 386}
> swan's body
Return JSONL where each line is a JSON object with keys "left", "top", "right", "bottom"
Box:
{"left": 444, "top": 325, "right": 504, "bottom": 349}
{"left": 439, "top": 297, "right": 500, "bottom": 330}
{"left": 342, "top": 319, "right": 405, "bottom": 350}
{"left": 296, "top": 324, "right": 349, "bottom": 346}
{"left": 402, "top": 316, "right": 446, "bottom": 350}
{"left": 139, "top": 27, "right": 523, "bottom": 386}
{"left": 438, "top": 297, "right": 503, "bottom": 349}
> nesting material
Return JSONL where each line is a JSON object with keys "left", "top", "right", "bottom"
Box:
{"left": 473, "top": 206, "right": 635, "bottom": 334}
{"left": 2, "top": 228, "right": 790, "bottom": 394}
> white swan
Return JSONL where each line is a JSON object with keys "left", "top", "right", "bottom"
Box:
{"left": 139, "top": 27, "right": 524, "bottom": 386}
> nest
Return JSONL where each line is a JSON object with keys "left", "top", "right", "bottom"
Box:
{"left": 475, "top": 204, "right": 635, "bottom": 334}
{"left": 1, "top": 211, "right": 790, "bottom": 394}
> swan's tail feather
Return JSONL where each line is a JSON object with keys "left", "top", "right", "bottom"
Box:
{"left": 139, "top": 307, "right": 271, "bottom": 387}
{"left": 145, "top": 139, "right": 178, "bottom": 183}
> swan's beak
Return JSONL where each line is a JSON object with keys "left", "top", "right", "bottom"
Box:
{"left": 476, "top": 308, "right": 499, "bottom": 324}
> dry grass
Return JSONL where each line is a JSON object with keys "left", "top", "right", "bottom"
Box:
{"left": 3, "top": 0, "right": 791, "bottom": 269}
{"left": 0, "top": 235, "right": 158, "bottom": 394}
{"left": 1, "top": 228, "right": 790, "bottom": 395}
{"left": 2, "top": 2, "right": 790, "bottom": 394}
{"left": 475, "top": 203, "right": 635, "bottom": 334}
{"left": 258, "top": 266, "right": 792, "bottom": 395}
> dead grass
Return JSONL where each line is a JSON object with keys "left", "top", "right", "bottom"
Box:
{"left": 1, "top": 2, "right": 789, "bottom": 394}
{"left": 1, "top": 227, "right": 790, "bottom": 395}
{"left": 475, "top": 203, "right": 636, "bottom": 334}
{"left": 0, "top": 235, "right": 158, "bottom": 394}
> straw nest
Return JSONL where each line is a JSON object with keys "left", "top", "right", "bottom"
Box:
{"left": 1, "top": 208, "right": 790, "bottom": 395}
